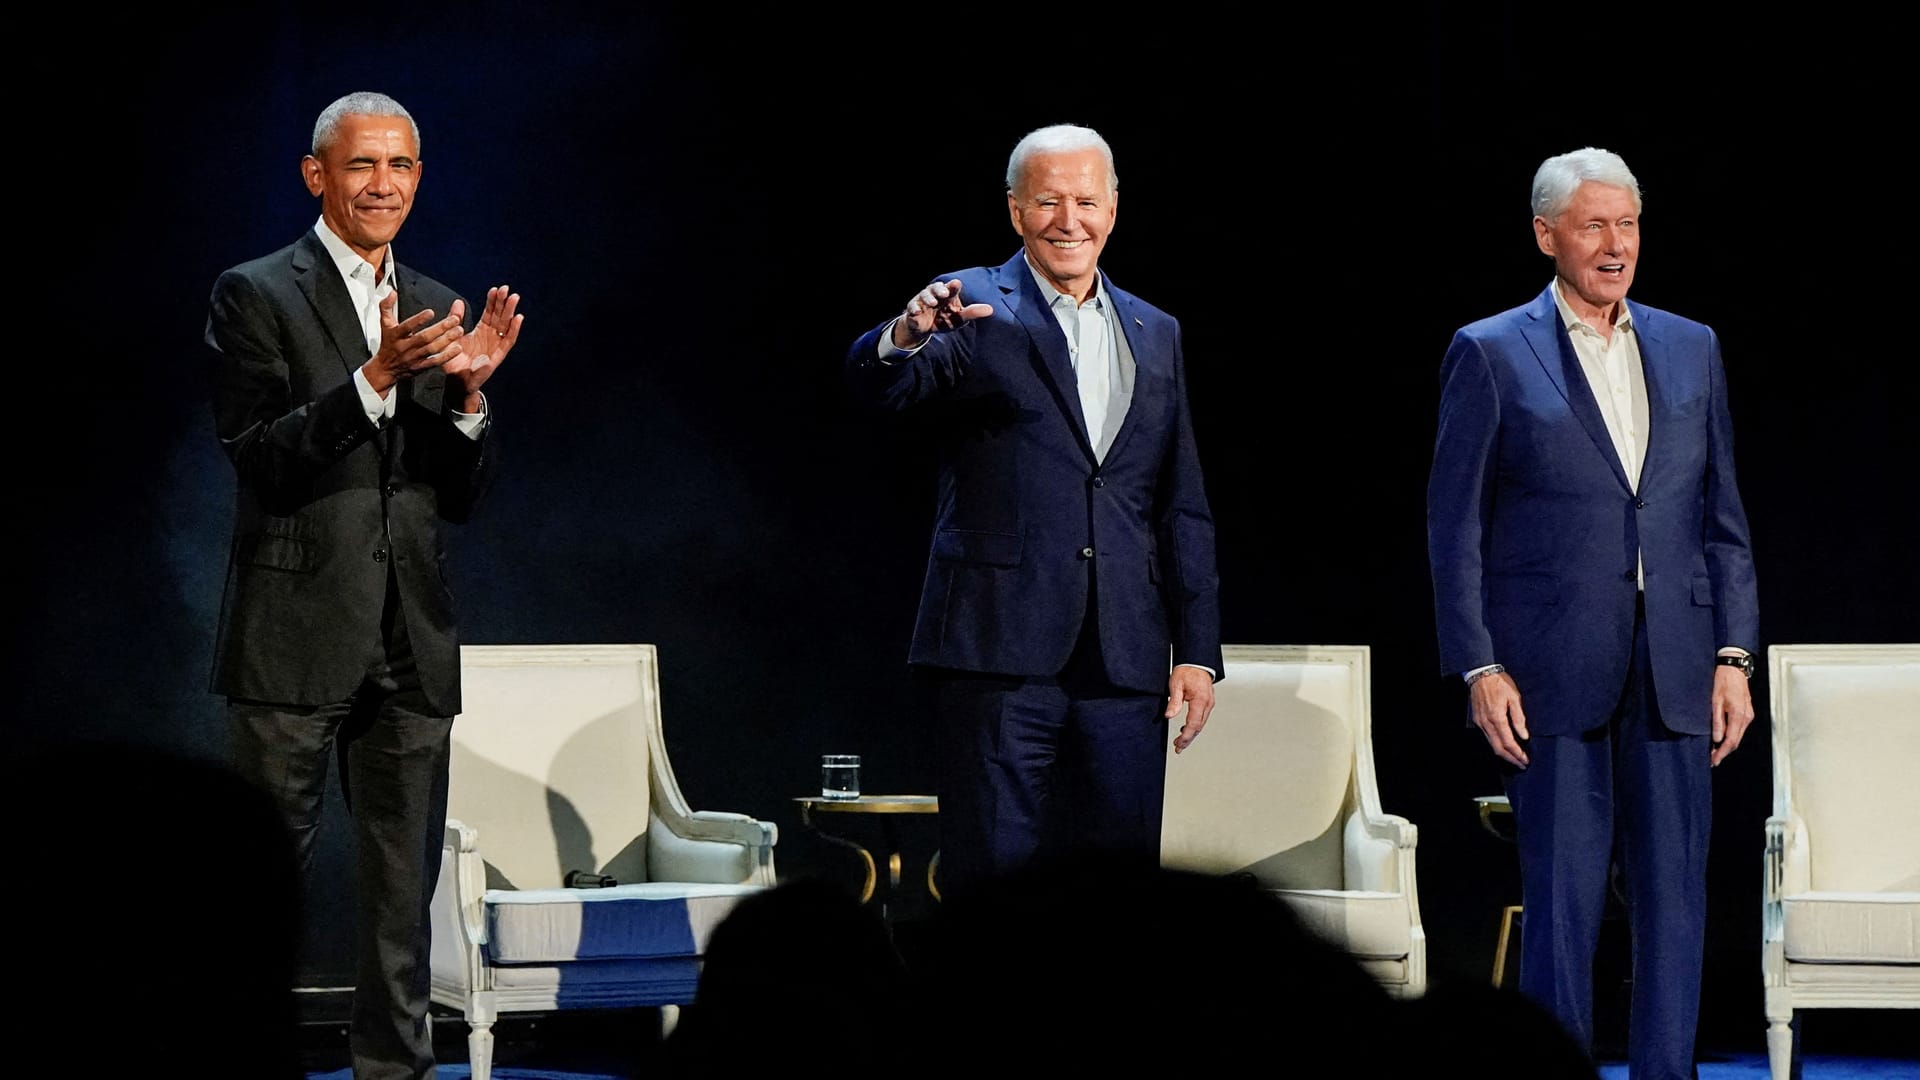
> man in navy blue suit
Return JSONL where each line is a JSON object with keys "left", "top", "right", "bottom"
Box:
{"left": 1427, "top": 147, "right": 1759, "bottom": 1079}
{"left": 847, "top": 124, "right": 1222, "bottom": 896}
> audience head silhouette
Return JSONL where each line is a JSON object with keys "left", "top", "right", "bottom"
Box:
{"left": 666, "top": 877, "right": 911, "bottom": 1065}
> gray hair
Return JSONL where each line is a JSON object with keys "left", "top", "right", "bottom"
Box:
{"left": 311, "top": 92, "right": 420, "bottom": 157}
{"left": 1005, "top": 124, "right": 1118, "bottom": 195}
{"left": 1531, "top": 147, "right": 1641, "bottom": 220}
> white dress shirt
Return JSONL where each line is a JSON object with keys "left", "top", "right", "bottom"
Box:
{"left": 1553, "top": 275, "right": 1649, "bottom": 590}
{"left": 312, "top": 216, "right": 486, "bottom": 439}
{"left": 1024, "top": 259, "right": 1129, "bottom": 462}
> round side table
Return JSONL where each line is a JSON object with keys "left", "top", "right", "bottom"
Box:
{"left": 794, "top": 795, "right": 941, "bottom": 932}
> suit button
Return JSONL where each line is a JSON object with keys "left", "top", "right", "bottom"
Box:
{"left": 1623, "top": 570, "right": 1636, "bottom": 582}
{"left": 1634, "top": 499, "right": 1647, "bottom": 510}
{"left": 385, "top": 483, "right": 400, "bottom": 498}
{"left": 374, "top": 548, "right": 388, "bottom": 563}
{"left": 1079, "top": 547, "right": 1095, "bottom": 559}
{"left": 1091, "top": 476, "right": 1105, "bottom": 489}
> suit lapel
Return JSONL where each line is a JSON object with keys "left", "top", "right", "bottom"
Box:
{"left": 292, "top": 229, "right": 374, "bottom": 379}
{"left": 394, "top": 262, "right": 446, "bottom": 416}
{"left": 1629, "top": 300, "right": 1668, "bottom": 490}
{"left": 1520, "top": 287, "right": 1633, "bottom": 493}
{"left": 999, "top": 253, "right": 1096, "bottom": 462}
{"left": 1101, "top": 278, "right": 1152, "bottom": 466}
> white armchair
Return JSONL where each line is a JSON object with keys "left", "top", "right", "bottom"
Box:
{"left": 1763, "top": 643, "right": 1920, "bottom": 1080}
{"left": 429, "top": 644, "right": 777, "bottom": 1080}
{"left": 1161, "top": 644, "right": 1425, "bottom": 997}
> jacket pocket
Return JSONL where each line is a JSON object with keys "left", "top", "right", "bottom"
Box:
{"left": 242, "top": 518, "right": 318, "bottom": 573}
{"left": 244, "top": 536, "right": 316, "bottom": 572}
{"left": 1691, "top": 575, "right": 1715, "bottom": 606}
{"left": 933, "top": 528, "right": 1023, "bottom": 568}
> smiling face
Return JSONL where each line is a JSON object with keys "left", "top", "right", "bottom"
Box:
{"left": 301, "top": 113, "right": 421, "bottom": 268}
{"left": 1535, "top": 181, "right": 1639, "bottom": 323}
{"left": 1007, "top": 148, "right": 1116, "bottom": 302}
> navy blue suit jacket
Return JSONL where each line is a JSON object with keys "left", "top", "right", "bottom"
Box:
{"left": 1427, "top": 286, "right": 1758, "bottom": 735}
{"left": 847, "top": 252, "right": 1222, "bottom": 695}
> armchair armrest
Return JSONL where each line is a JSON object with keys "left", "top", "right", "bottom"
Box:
{"left": 1345, "top": 808, "right": 1417, "bottom": 893}
{"left": 441, "top": 818, "right": 488, "bottom": 946}
{"left": 1341, "top": 806, "right": 1426, "bottom": 992}
{"left": 1764, "top": 816, "right": 1787, "bottom": 907}
{"left": 683, "top": 810, "right": 780, "bottom": 848}
{"left": 430, "top": 817, "right": 491, "bottom": 1002}
{"left": 1763, "top": 815, "right": 1787, "bottom": 985}
{"left": 1769, "top": 812, "right": 1811, "bottom": 896}
{"left": 445, "top": 820, "right": 477, "bottom": 854}
{"left": 649, "top": 809, "right": 778, "bottom": 886}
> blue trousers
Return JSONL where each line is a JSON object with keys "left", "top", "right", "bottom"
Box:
{"left": 921, "top": 624, "right": 1167, "bottom": 897}
{"left": 1504, "top": 597, "right": 1712, "bottom": 1080}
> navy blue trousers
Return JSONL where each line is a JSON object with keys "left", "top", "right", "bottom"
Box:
{"left": 1504, "top": 597, "right": 1712, "bottom": 1080}
{"left": 921, "top": 622, "right": 1167, "bottom": 898}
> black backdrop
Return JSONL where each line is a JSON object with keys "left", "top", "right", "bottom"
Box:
{"left": 20, "top": 2, "right": 1915, "bottom": 1054}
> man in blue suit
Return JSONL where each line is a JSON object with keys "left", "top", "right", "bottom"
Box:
{"left": 1427, "top": 147, "right": 1759, "bottom": 1079}
{"left": 846, "top": 124, "right": 1222, "bottom": 896}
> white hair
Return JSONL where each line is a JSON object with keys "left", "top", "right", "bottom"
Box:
{"left": 1531, "top": 147, "right": 1641, "bottom": 220}
{"left": 1005, "top": 124, "right": 1118, "bottom": 195}
{"left": 312, "top": 92, "right": 420, "bottom": 157}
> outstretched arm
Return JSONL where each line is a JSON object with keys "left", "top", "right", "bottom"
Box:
{"left": 845, "top": 278, "right": 994, "bottom": 412}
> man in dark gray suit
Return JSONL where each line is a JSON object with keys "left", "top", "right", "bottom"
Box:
{"left": 205, "top": 90, "right": 523, "bottom": 1080}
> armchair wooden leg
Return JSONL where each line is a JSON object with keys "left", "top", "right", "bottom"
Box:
{"left": 1493, "top": 904, "right": 1522, "bottom": 988}
{"left": 467, "top": 1020, "right": 495, "bottom": 1080}
{"left": 1766, "top": 1013, "right": 1795, "bottom": 1080}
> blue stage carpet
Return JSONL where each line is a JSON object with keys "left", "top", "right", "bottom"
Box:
{"left": 1595, "top": 1055, "right": 1917, "bottom": 1079}
{"left": 306, "top": 1052, "right": 1917, "bottom": 1080}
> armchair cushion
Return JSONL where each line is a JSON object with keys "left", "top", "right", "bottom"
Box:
{"left": 484, "top": 882, "right": 761, "bottom": 964}
{"left": 1782, "top": 892, "right": 1920, "bottom": 964}
{"left": 1272, "top": 888, "right": 1412, "bottom": 959}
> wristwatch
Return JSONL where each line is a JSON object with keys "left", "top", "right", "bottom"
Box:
{"left": 1716, "top": 653, "right": 1755, "bottom": 679}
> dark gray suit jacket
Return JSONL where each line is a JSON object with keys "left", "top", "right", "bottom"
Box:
{"left": 205, "top": 228, "right": 493, "bottom": 715}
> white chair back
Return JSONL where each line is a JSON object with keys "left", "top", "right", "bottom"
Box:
{"left": 1770, "top": 644, "right": 1920, "bottom": 893}
{"left": 1162, "top": 645, "right": 1370, "bottom": 889}
{"left": 451, "top": 644, "right": 663, "bottom": 890}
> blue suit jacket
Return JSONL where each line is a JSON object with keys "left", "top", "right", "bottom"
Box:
{"left": 1427, "top": 286, "right": 1758, "bottom": 735}
{"left": 847, "top": 252, "right": 1223, "bottom": 694}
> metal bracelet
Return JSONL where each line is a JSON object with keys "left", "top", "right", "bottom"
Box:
{"left": 1467, "top": 663, "right": 1507, "bottom": 685}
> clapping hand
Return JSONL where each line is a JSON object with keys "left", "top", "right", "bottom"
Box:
{"left": 442, "top": 285, "right": 523, "bottom": 413}
{"left": 363, "top": 291, "right": 466, "bottom": 394}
